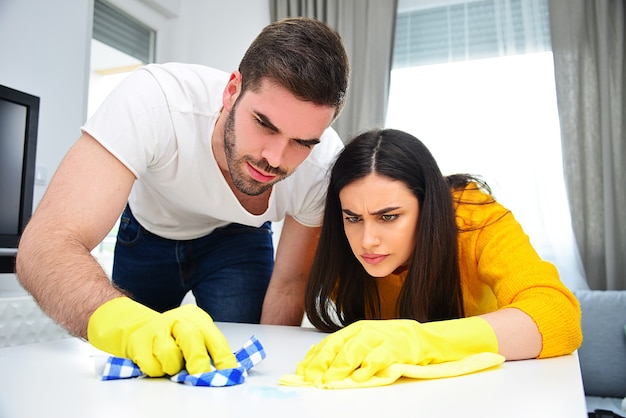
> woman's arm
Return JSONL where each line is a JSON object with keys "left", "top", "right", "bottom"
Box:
{"left": 480, "top": 308, "right": 542, "bottom": 360}
{"left": 459, "top": 188, "right": 582, "bottom": 358}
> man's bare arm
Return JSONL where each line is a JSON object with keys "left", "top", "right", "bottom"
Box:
{"left": 16, "top": 133, "right": 136, "bottom": 338}
{"left": 260, "top": 216, "right": 319, "bottom": 326}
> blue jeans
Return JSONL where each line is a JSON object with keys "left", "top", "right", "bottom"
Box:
{"left": 112, "top": 205, "right": 274, "bottom": 323}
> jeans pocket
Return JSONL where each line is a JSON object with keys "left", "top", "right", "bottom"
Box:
{"left": 116, "top": 208, "right": 143, "bottom": 246}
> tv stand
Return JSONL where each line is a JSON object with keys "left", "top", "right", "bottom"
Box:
{"left": 0, "top": 249, "right": 17, "bottom": 256}
{"left": 0, "top": 251, "right": 16, "bottom": 274}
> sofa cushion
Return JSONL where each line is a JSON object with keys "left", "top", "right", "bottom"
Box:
{"left": 574, "top": 290, "right": 626, "bottom": 398}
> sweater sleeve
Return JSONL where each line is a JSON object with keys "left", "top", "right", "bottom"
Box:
{"left": 455, "top": 186, "right": 582, "bottom": 358}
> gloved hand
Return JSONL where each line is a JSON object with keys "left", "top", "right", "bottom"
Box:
{"left": 87, "top": 297, "right": 238, "bottom": 377}
{"left": 280, "top": 352, "right": 504, "bottom": 389}
{"left": 295, "top": 316, "right": 500, "bottom": 385}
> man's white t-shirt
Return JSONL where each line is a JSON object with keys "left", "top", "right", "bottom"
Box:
{"left": 81, "top": 62, "right": 344, "bottom": 240}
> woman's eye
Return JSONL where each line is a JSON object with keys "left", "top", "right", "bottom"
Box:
{"left": 381, "top": 214, "right": 398, "bottom": 222}
{"left": 344, "top": 216, "right": 360, "bottom": 223}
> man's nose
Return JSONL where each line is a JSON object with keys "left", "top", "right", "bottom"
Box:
{"left": 260, "top": 137, "right": 289, "bottom": 169}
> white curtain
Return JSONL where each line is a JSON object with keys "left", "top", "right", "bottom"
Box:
{"left": 548, "top": 0, "right": 626, "bottom": 290}
{"left": 269, "top": 0, "right": 398, "bottom": 142}
{"left": 386, "top": 0, "right": 589, "bottom": 290}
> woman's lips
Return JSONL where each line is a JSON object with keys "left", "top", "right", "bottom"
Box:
{"left": 247, "top": 162, "right": 276, "bottom": 183}
{"left": 361, "top": 254, "right": 388, "bottom": 265}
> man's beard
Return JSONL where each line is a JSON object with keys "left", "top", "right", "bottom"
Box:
{"left": 223, "top": 106, "right": 288, "bottom": 196}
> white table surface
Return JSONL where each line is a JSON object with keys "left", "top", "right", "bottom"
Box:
{"left": 0, "top": 322, "right": 587, "bottom": 418}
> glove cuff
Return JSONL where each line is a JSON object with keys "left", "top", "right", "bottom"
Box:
{"left": 419, "top": 316, "right": 499, "bottom": 361}
{"left": 87, "top": 297, "right": 157, "bottom": 357}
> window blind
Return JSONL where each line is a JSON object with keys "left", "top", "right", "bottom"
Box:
{"left": 393, "top": 0, "right": 551, "bottom": 68}
{"left": 93, "top": 0, "right": 155, "bottom": 64}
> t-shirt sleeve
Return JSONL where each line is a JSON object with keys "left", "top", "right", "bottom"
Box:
{"left": 288, "top": 127, "right": 343, "bottom": 227}
{"left": 80, "top": 67, "right": 176, "bottom": 179}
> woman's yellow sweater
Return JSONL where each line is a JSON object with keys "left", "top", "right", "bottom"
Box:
{"left": 374, "top": 184, "right": 582, "bottom": 358}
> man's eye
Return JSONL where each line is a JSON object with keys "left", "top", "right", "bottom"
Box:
{"left": 255, "top": 117, "right": 268, "bottom": 128}
{"left": 295, "top": 140, "right": 313, "bottom": 149}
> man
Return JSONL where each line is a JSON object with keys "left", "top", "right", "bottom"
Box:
{"left": 16, "top": 17, "right": 349, "bottom": 377}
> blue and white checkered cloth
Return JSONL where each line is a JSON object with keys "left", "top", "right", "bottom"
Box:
{"left": 100, "top": 335, "right": 266, "bottom": 387}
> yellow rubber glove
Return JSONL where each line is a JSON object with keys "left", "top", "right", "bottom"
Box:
{"left": 280, "top": 352, "right": 504, "bottom": 388}
{"left": 293, "top": 317, "right": 501, "bottom": 386}
{"left": 87, "top": 297, "right": 238, "bottom": 377}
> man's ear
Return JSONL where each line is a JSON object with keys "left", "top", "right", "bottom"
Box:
{"left": 222, "top": 71, "right": 242, "bottom": 112}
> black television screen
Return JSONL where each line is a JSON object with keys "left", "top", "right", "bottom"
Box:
{"left": 0, "top": 84, "right": 39, "bottom": 272}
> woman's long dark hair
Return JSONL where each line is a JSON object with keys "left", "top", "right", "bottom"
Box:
{"left": 305, "top": 129, "right": 483, "bottom": 332}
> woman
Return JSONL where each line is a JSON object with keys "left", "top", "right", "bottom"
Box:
{"left": 295, "top": 128, "right": 582, "bottom": 386}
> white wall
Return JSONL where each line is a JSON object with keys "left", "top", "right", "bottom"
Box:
{"left": 0, "top": 0, "right": 270, "bottom": 287}
{"left": 108, "top": 0, "right": 270, "bottom": 72}
{"left": 154, "top": 1, "right": 270, "bottom": 71}
{"left": 0, "top": 0, "right": 93, "bottom": 214}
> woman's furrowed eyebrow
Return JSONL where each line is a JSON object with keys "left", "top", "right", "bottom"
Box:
{"left": 369, "top": 206, "right": 401, "bottom": 215}
{"left": 342, "top": 206, "right": 401, "bottom": 217}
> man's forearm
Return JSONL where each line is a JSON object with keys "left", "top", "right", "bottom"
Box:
{"left": 261, "top": 217, "right": 318, "bottom": 326}
{"left": 16, "top": 232, "right": 123, "bottom": 339}
{"left": 260, "top": 279, "right": 305, "bottom": 326}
